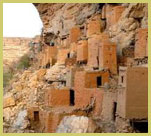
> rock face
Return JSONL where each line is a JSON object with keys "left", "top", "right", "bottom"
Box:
{"left": 34, "top": 3, "right": 147, "bottom": 56}
{"left": 13, "top": 110, "right": 29, "bottom": 130}
{"left": 34, "top": 4, "right": 100, "bottom": 38}
{"left": 3, "top": 68, "right": 49, "bottom": 133}
{"left": 3, "top": 37, "right": 31, "bottom": 68}
{"left": 108, "top": 3, "right": 148, "bottom": 56}
{"left": 3, "top": 36, "right": 41, "bottom": 69}
{"left": 56, "top": 115, "right": 98, "bottom": 133}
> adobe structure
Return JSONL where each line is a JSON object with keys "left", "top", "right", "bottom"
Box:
{"left": 3, "top": 3, "right": 148, "bottom": 133}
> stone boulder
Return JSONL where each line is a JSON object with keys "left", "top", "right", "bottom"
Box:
{"left": 56, "top": 115, "right": 99, "bottom": 133}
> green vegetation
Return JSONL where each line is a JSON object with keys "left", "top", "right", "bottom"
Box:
{"left": 3, "top": 54, "right": 31, "bottom": 88}
{"left": 3, "top": 69, "right": 14, "bottom": 87}
{"left": 16, "top": 54, "right": 31, "bottom": 70}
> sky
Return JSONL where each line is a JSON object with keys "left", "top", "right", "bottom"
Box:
{"left": 3, "top": 3, "right": 43, "bottom": 38}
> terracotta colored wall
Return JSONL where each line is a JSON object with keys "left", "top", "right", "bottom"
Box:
{"left": 77, "top": 40, "right": 88, "bottom": 62}
{"left": 135, "top": 28, "right": 148, "bottom": 58}
{"left": 101, "top": 91, "right": 117, "bottom": 121}
{"left": 99, "top": 40, "right": 117, "bottom": 74}
{"left": 39, "top": 45, "right": 58, "bottom": 67}
{"left": 45, "top": 113, "right": 60, "bottom": 132}
{"left": 90, "top": 88, "right": 104, "bottom": 116}
{"left": 85, "top": 71, "right": 109, "bottom": 88}
{"left": 117, "top": 66, "right": 148, "bottom": 119}
{"left": 39, "top": 110, "right": 60, "bottom": 133}
{"left": 126, "top": 67, "right": 148, "bottom": 119}
{"left": 39, "top": 107, "right": 87, "bottom": 133}
{"left": 87, "top": 34, "right": 109, "bottom": 68}
{"left": 75, "top": 89, "right": 92, "bottom": 108}
{"left": 87, "top": 14, "right": 102, "bottom": 37}
{"left": 69, "top": 26, "right": 81, "bottom": 43}
{"left": 27, "top": 107, "right": 40, "bottom": 121}
{"left": 45, "top": 88, "right": 70, "bottom": 107}
{"left": 74, "top": 70, "right": 107, "bottom": 113}
{"left": 57, "top": 48, "right": 69, "bottom": 64}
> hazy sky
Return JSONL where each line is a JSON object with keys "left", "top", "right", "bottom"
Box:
{"left": 3, "top": 3, "right": 43, "bottom": 38}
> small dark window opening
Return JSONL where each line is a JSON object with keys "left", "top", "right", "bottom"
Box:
{"left": 50, "top": 41, "right": 54, "bottom": 46}
{"left": 97, "top": 56, "right": 99, "bottom": 66}
{"left": 67, "top": 53, "right": 70, "bottom": 58}
{"left": 113, "top": 102, "right": 117, "bottom": 121}
{"left": 61, "top": 81, "right": 66, "bottom": 86}
{"left": 121, "top": 76, "right": 124, "bottom": 83}
{"left": 34, "top": 111, "right": 39, "bottom": 121}
{"left": 46, "top": 63, "right": 50, "bottom": 69}
{"left": 48, "top": 81, "right": 53, "bottom": 84}
{"left": 93, "top": 67, "right": 99, "bottom": 70}
{"left": 97, "top": 76, "right": 102, "bottom": 87}
{"left": 130, "top": 120, "right": 148, "bottom": 133}
{"left": 70, "top": 89, "right": 75, "bottom": 106}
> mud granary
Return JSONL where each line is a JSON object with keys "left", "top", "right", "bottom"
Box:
{"left": 3, "top": 3, "right": 148, "bottom": 133}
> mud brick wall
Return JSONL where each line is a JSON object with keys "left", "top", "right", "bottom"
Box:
{"left": 85, "top": 71, "right": 109, "bottom": 88}
{"left": 74, "top": 88, "right": 104, "bottom": 116}
{"left": 40, "top": 46, "right": 48, "bottom": 67}
{"left": 39, "top": 107, "right": 87, "bottom": 133}
{"left": 75, "top": 89, "right": 92, "bottom": 108}
{"left": 39, "top": 45, "right": 58, "bottom": 67}
{"left": 118, "top": 66, "right": 127, "bottom": 87}
{"left": 99, "top": 40, "right": 117, "bottom": 74}
{"left": 74, "top": 71, "right": 86, "bottom": 89}
{"left": 47, "top": 46, "right": 58, "bottom": 59}
{"left": 45, "top": 88, "right": 70, "bottom": 107}
{"left": 74, "top": 70, "right": 108, "bottom": 110}
{"left": 69, "top": 26, "right": 81, "bottom": 43}
{"left": 27, "top": 107, "right": 40, "bottom": 121}
{"left": 117, "top": 66, "right": 148, "bottom": 119}
{"left": 74, "top": 71, "right": 88, "bottom": 108}
{"left": 74, "top": 70, "right": 109, "bottom": 89}
{"left": 44, "top": 112, "right": 60, "bottom": 133}
{"left": 39, "top": 110, "right": 60, "bottom": 133}
{"left": 125, "top": 67, "right": 148, "bottom": 119}
{"left": 87, "top": 14, "right": 103, "bottom": 37}
{"left": 101, "top": 91, "right": 117, "bottom": 121}
{"left": 57, "top": 48, "right": 70, "bottom": 64}
{"left": 104, "top": 5, "right": 125, "bottom": 28}
{"left": 88, "top": 88, "right": 104, "bottom": 116}
{"left": 77, "top": 40, "right": 88, "bottom": 62}
{"left": 87, "top": 34, "right": 109, "bottom": 68}
{"left": 46, "top": 46, "right": 58, "bottom": 65}
{"left": 66, "top": 67, "right": 79, "bottom": 88}
{"left": 135, "top": 28, "right": 148, "bottom": 58}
